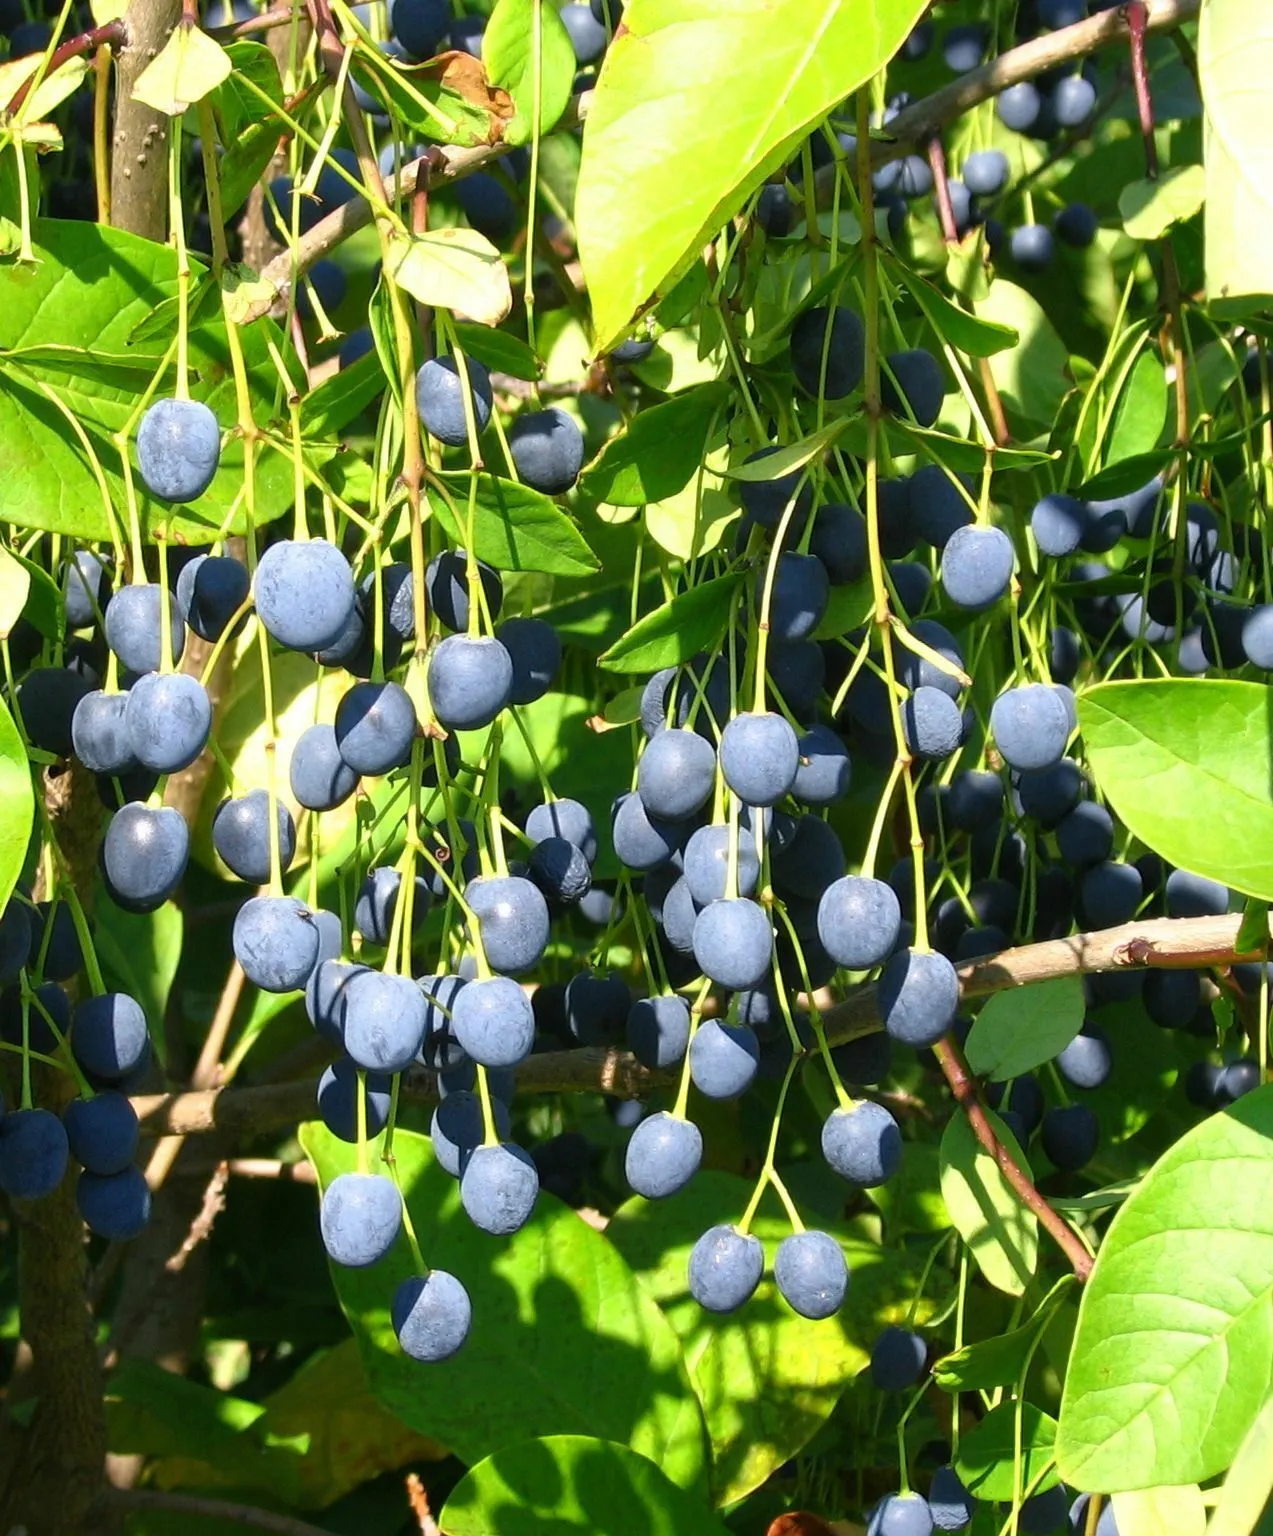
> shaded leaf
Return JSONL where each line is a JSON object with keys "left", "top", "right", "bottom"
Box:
{"left": 453, "top": 321, "right": 541, "bottom": 381}
{"left": 933, "top": 1276, "right": 1075, "bottom": 1392}
{"left": 956, "top": 1401, "right": 1059, "bottom": 1500}
{"left": 1119, "top": 165, "right": 1206, "bottom": 240}
{"left": 939, "top": 1111, "right": 1037, "bottom": 1297}
{"left": 0, "top": 696, "right": 31, "bottom": 914}
{"left": 580, "top": 383, "right": 729, "bottom": 507}
{"left": 965, "top": 976, "right": 1086, "bottom": 1084}
{"left": 598, "top": 572, "right": 742, "bottom": 673}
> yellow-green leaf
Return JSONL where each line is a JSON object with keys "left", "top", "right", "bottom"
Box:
{"left": 1119, "top": 164, "right": 1206, "bottom": 241}
{"left": 1205, "top": 1393, "right": 1273, "bottom": 1536}
{"left": 1112, "top": 1485, "right": 1207, "bottom": 1536}
{"left": 939, "top": 1110, "right": 1038, "bottom": 1297}
{"left": 386, "top": 228, "right": 512, "bottom": 327}
{"left": 132, "top": 25, "right": 233, "bottom": 116}
{"left": 0, "top": 547, "right": 31, "bottom": 641}
{"left": 0, "top": 695, "right": 33, "bottom": 914}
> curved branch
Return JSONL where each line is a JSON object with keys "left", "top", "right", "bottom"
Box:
{"left": 5, "top": 20, "right": 125, "bottom": 114}
{"left": 845, "top": 0, "right": 1200, "bottom": 178}
{"left": 132, "top": 911, "right": 1261, "bottom": 1141}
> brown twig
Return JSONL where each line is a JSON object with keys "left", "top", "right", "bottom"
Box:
{"left": 406, "top": 1473, "right": 441, "bottom": 1536}
{"left": 108, "top": 1486, "right": 337, "bottom": 1536}
{"left": 5, "top": 19, "right": 125, "bottom": 114}
{"left": 934, "top": 1036, "right": 1093, "bottom": 1280}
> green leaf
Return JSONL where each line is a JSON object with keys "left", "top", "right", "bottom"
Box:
{"left": 453, "top": 321, "right": 542, "bottom": 381}
{"left": 939, "top": 1110, "right": 1038, "bottom": 1297}
{"left": 1112, "top": 1485, "right": 1207, "bottom": 1536}
{"left": 0, "top": 221, "right": 299, "bottom": 543}
{"left": 576, "top": 0, "right": 928, "bottom": 352}
{"left": 483, "top": 0, "right": 576, "bottom": 145}
{"left": 1079, "top": 680, "right": 1273, "bottom": 901}
{"left": 1056, "top": 1088, "right": 1273, "bottom": 1492}
{"left": 1119, "top": 164, "right": 1206, "bottom": 241}
{"left": 1106, "top": 348, "right": 1169, "bottom": 464}
{"left": 0, "top": 696, "right": 31, "bottom": 914}
{"left": 964, "top": 976, "right": 1086, "bottom": 1083}
{"left": 348, "top": 45, "right": 512, "bottom": 149}
{"left": 1079, "top": 450, "right": 1172, "bottom": 501}
{"left": 387, "top": 228, "right": 512, "bottom": 327}
{"left": 956, "top": 1401, "right": 1059, "bottom": 1501}
{"left": 607, "top": 1171, "right": 930, "bottom": 1506}
{"left": 11, "top": 550, "right": 64, "bottom": 643}
{"left": 430, "top": 475, "right": 599, "bottom": 575}
{"left": 1081, "top": 995, "right": 1178, "bottom": 1149}
{"left": 933, "top": 1277, "right": 1075, "bottom": 1392}
{"left": 598, "top": 572, "right": 742, "bottom": 673}
{"left": 974, "top": 280, "right": 1071, "bottom": 428}
{"left": 442, "top": 1436, "right": 731, "bottom": 1536}
{"left": 890, "top": 256, "right": 1019, "bottom": 357}
{"left": 1237, "top": 898, "right": 1269, "bottom": 956}
{"left": 299, "top": 1123, "right": 709, "bottom": 1495}
{"left": 581, "top": 384, "right": 729, "bottom": 507}
{"left": 1204, "top": 1392, "right": 1273, "bottom": 1536}
{"left": 0, "top": 547, "right": 31, "bottom": 640}
{"left": 726, "top": 419, "right": 846, "bottom": 481}
{"left": 132, "top": 23, "right": 233, "bottom": 114}
{"left": 812, "top": 577, "right": 873, "bottom": 640}
{"left": 300, "top": 350, "right": 386, "bottom": 438}
{"left": 93, "top": 898, "right": 183, "bottom": 1071}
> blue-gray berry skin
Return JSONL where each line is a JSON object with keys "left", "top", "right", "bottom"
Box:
{"left": 659, "top": 876, "right": 699, "bottom": 955}
{"left": 624, "top": 1110, "right": 701, "bottom": 1199}
{"left": 253, "top": 538, "right": 356, "bottom": 653}
{"left": 1079, "top": 859, "right": 1142, "bottom": 929}
{"left": 822, "top": 1101, "right": 902, "bottom": 1187}
{"left": 389, "top": 0, "right": 450, "bottom": 57}
{"left": 136, "top": 397, "right": 221, "bottom": 503}
{"left": 498, "top": 616, "right": 561, "bottom": 704}
{"left": 561, "top": 0, "right": 607, "bottom": 60}
{"left": 460, "top": 1141, "right": 539, "bottom": 1235}
{"left": 928, "top": 1466, "right": 974, "bottom": 1532}
{"left": 1018, "top": 1484, "right": 1068, "bottom": 1534}
{"left": 611, "top": 791, "right": 686, "bottom": 873}
{"left": 1056, "top": 1024, "right": 1112, "bottom": 1089}
{"left": 771, "top": 813, "right": 846, "bottom": 902}
{"left": 882, "top": 348, "right": 944, "bottom": 428}
{"left": 807, "top": 501, "right": 867, "bottom": 584}
{"left": 1053, "top": 73, "right": 1096, "bottom": 126}
{"left": 941, "top": 524, "right": 1015, "bottom": 610}
{"left": 232, "top": 895, "right": 319, "bottom": 993}
{"left": 682, "top": 824, "right": 760, "bottom": 906}
{"left": 719, "top": 712, "right": 799, "bottom": 807}
{"left": 1031, "top": 493, "right": 1089, "bottom": 557}
{"left": 415, "top": 354, "right": 493, "bottom": 446}
{"left": 1041, "top": 1103, "right": 1100, "bottom": 1172}
{"left": 1067, "top": 1493, "right": 1119, "bottom": 1536}
{"left": 77, "top": 1165, "right": 151, "bottom": 1239}
{"left": 757, "top": 551, "right": 830, "bottom": 642}
{"left": 17, "top": 667, "right": 91, "bottom": 758}
{"left": 342, "top": 969, "right": 428, "bottom": 1074}
{"left": 431, "top": 1090, "right": 511, "bottom": 1178}
{"left": 354, "top": 866, "right": 429, "bottom": 945}
{"left": 871, "top": 1325, "right": 928, "bottom": 1390}
{"left": 688, "top": 1224, "right": 764, "bottom": 1313}
{"left": 692, "top": 898, "right": 773, "bottom": 990}
{"left": 878, "top": 948, "right": 960, "bottom": 1048}
{"left": 528, "top": 837, "right": 592, "bottom": 904}
{"left": 903, "top": 686, "right": 963, "bottom": 761}
{"left": 334, "top": 680, "right": 417, "bottom": 777}
{"left": 868, "top": 1491, "right": 935, "bottom": 1536}
{"left": 0, "top": 1109, "right": 68, "bottom": 1200}
{"left": 526, "top": 797, "right": 597, "bottom": 863}
{"left": 426, "top": 549, "right": 503, "bottom": 634}
{"left": 102, "top": 803, "right": 189, "bottom": 912}
{"left": 290, "top": 722, "right": 360, "bottom": 811}
{"left": 738, "top": 446, "right": 814, "bottom": 529}
{"left": 428, "top": 634, "right": 513, "bottom": 732}
{"left": 963, "top": 148, "right": 1008, "bottom": 195}
{"left": 392, "top": 1270, "right": 472, "bottom": 1362}
{"left": 63, "top": 550, "right": 111, "bottom": 629}
{"left": 70, "top": 993, "right": 148, "bottom": 1081}
{"left": 627, "top": 994, "right": 691, "bottom": 1069}
{"left": 316, "top": 1056, "right": 391, "bottom": 1143}
{"left": 63, "top": 1091, "right": 139, "bottom": 1176}
{"left": 790, "top": 305, "right": 865, "bottom": 398}
{"left": 997, "top": 81, "right": 1041, "bottom": 132}
{"left": 689, "top": 1020, "right": 759, "bottom": 1100}
{"left": 451, "top": 975, "right": 535, "bottom": 1068}
{"left": 817, "top": 877, "right": 902, "bottom": 971}
{"left": 0, "top": 901, "right": 31, "bottom": 990}
{"left": 1010, "top": 222, "right": 1054, "bottom": 272}
{"left": 123, "top": 671, "right": 211, "bottom": 775}
{"left": 1056, "top": 802, "right": 1113, "bottom": 868}
{"left": 211, "top": 787, "right": 297, "bottom": 886}
{"left": 564, "top": 970, "right": 630, "bottom": 1045}
{"left": 774, "top": 1229, "right": 848, "bottom": 1319}
{"left": 1165, "top": 868, "right": 1230, "bottom": 918}
{"left": 466, "top": 875, "right": 550, "bottom": 976}
{"left": 508, "top": 406, "right": 585, "bottom": 495}
{"left": 72, "top": 690, "right": 136, "bottom": 775}
{"left": 177, "top": 553, "right": 250, "bottom": 642}
{"left": 104, "top": 584, "right": 185, "bottom": 674}
{"left": 637, "top": 728, "right": 716, "bottom": 821}
{"left": 990, "top": 684, "right": 1072, "bottom": 771}
{"left": 320, "top": 1171, "right": 402, "bottom": 1267}
{"left": 792, "top": 723, "right": 850, "bottom": 806}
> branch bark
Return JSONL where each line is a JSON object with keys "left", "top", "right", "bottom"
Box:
{"left": 108, "top": 1486, "right": 338, "bottom": 1536}
{"left": 133, "top": 911, "right": 1261, "bottom": 1140}
{"left": 110, "top": 0, "right": 181, "bottom": 241}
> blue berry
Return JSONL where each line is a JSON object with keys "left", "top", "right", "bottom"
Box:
{"left": 882, "top": 348, "right": 944, "bottom": 427}
{"left": 63, "top": 550, "right": 111, "bottom": 629}
{"left": 1011, "top": 223, "right": 1055, "bottom": 271}
{"left": 869, "top": 1492, "right": 935, "bottom": 1536}
{"left": 757, "top": 552, "right": 830, "bottom": 642}
{"left": 316, "top": 1056, "right": 392, "bottom": 1142}
{"left": 1165, "top": 869, "right": 1230, "bottom": 918}
{"left": 136, "top": 398, "right": 220, "bottom": 503}
{"left": 213, "top": 789, "right": 297, "bottom": 886}
{"left": 688, "top": 1224, "right": 764, "bottom": 1312}
{"left": 354, "top": 866, "right": 430, "bottom": 945}
{"left": 428, "top": 634, "right": 513, "bottom": 731}
{"left": 790, "top": 305, "right": 866, "bottom": 399}
{"left": 253, "top": 539, "right": 355, "bottom": 653}
{"left": 990, "top": 684, "right": 1072, "bottom": 771}
{"left": 682, "top": 824, "right": 760, "bottom": 905}
{"left": 104, "top": 585, "right": 185, "bottom": 674}
{"left": 498, "top": 616, "right": 561, "bottom": 703}
{"left": 818, "top": 876, "right": 901, "bottom": 969}
{"left": 771, "top": 813, "right": 846, "bottom": 901}
{"left": 1067, "top": 1493, "right": 1118, "bottom": 1536}
{"left": 64, "top": 1091, "right": 139, "bottom": 1175}
{"left": 1057, "top": 1023, "right": 1112, "bottom": 1089}
{"left": 124, "top": 671, "right": 211, "bottom": 774}
{"left": 1080, "top": 859, "right": 1142, "bottom": 928}
{"left": 792, "top": 723, "right": 850, "bottom": 806}
{"left": 1020, "top": 1486, "right": 1069, "bottom": 1534}
{"left": 335, "top": 680, "right": 417, "bottom": 776}
{"left": 1041, "top": 1104, "right": 1100, "bottom": 1171}
{"left": 392, "top": 1270, "right": 472, "bottom": 1361}
{"left": 689, "top": 1020, "right": 759, "bottom": 1099}
{"left": 692, "top": 898, "right": 772, "bottom": 989}
{"left": 626, "top": 994, "right": 691, "bottom": 1069}
{"left": 415, "top": 355, "right": 493, "bottom": 446}
{"left": 564, "top": 970, "right": 630, "bottom": 1045}
{"left": 637, "top": 728, "right": 716, "bottom": 820}
{"left": 290, "top": 722, "right": 360, "bottom": 810}
{"left": 0, "top": 901, "right": 31, "bottom": 989}
{"left": 1055, "top": 202, "right": 1099, "bottom": 248}
{"left": 71, "top": 690, "right": 135, "bottom": 775}
{"left": 624, "top": 1110, "right": 701, "bottom": 1198}
{"left": 878, "top": 948, "right": 959, "bottom": 1047}
{"left": 872, "top": 1325, "right": 927, "bottom": 1390}
{"left": 963, "top": 149, "right": 1009, "bottom": 196}
{"left": 527, "top": 837, "right": 592, "bottom": 904}
{"left": 774, "top": 1228, "right": 847, "bottom": 1318}
{"left": 998, "top": 81, "right": 1042, "bottom": 132}
{"left": 451, "top": 975, "right": 534, "bottom": 1067}
{"left": 941, "top": 524, "right": 1015, "bottom": 610}
{"left": 943, "top": 21, "right": 987, "bottom": 70}
{"left": 77, "top": 1166, "right": 151, "bottom": 1239}
{"left": 426, "top": 550, "right": 503, "bottom": 634}
{"left": 719, "top": 712, "right": 799, "bottom": 807}
{"left": 822, "top": 1101, "right": 902, "bottom": 1187}
{"left": 909, "top": 466, "right": 974, "bottom": 550}
{"left": 1053, "top": 73, "right": 1096, "bottom": 126}
{"left": 560, "top": 0, "right": 607, "bottom": 61}
{"left": 0, "top": 1109, "right": 68, "bottom": 1200}
{"left": 430, "top": 1090, "right": 510, "bottom": 1177}
{"left": 176, "top": 553, "right": 249, "bottom": 642}
{"left": 466, "top": 875, "right": 550, "bottom": 976}
{"left": 320, "top": 1171, "right": 401, "bottom": 1267}
{"left": 389, "top": 0, "right": 450, "bottom": 57}
{"left": 460, "top": 1141, "right": 539, "bottom": 1235}
{"left": 1032, "top": 493, "right": 1089, "bottom": 557}
{"left": 508, "top": 407, "right": 585, "bottom": 495}
{"left": 102, "top": 803, "right": 189, "bottom": 912}
{"left": 739, "top": 446, "right": 814, "bottom": 529}
{"left": 342, "top": 968, "right": 428, "bottom": 1073}
{"left": 903, "top": 686, "right": 963, "bottom": 761}
{"left": 70, "top": 992, "right": 148, "bottom": 1081}
{"left": 1017, "top": 759, "right": 1085, "bottom": 827}
{"left": 1056, "top": 802, "right": 1113, "bottom": 867}
{"left": 232, "top": 895, "right": 319, "bottom": 992}
{"left": 929, "top": 1466, "right": 975, "bottom": 1532}
{"left": 525, "top": 797, "right": 597, "bottom": 863}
